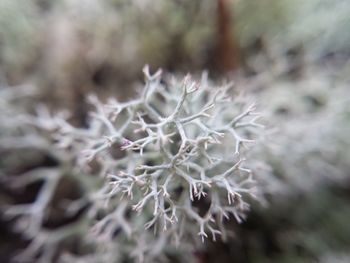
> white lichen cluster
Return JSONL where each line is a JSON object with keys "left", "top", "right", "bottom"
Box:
{"left": 1, "top": 67, "right": 264, "bottom": 262}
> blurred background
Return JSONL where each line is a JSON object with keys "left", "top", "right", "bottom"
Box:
{"left": 0, "top": 0, "right": 350, "bottom": 262}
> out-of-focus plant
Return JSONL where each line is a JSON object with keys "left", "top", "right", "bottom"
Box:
{"left": 251, "top": 66, "right": 350, "bottom": 194}
{"left": 234, "top": 0, "right": 350, "bottom": 59}
{"left": 0, "top": 0, "right": 43, "bottom": 82}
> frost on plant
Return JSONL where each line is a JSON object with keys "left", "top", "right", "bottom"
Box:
{"left": 1, "top": 67, "right": 264, "bottom": 262}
